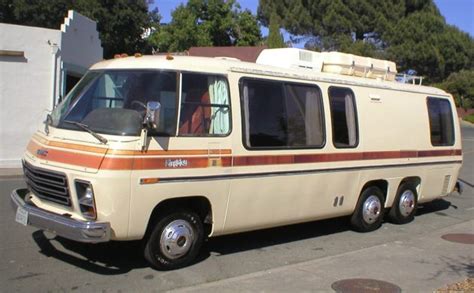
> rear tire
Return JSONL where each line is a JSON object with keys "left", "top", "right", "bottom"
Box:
{"left": 388, "top": 183, "right": 417, "bottom": 224}
{"left": 144, "top": 210, "right": 204, "bottom": 270}
{"left": 350, "top": 186, "right": 385, "bottom": 232}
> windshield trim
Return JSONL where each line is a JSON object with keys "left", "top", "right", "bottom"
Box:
{"left": 60, "top": 71, "right": 102, "bottom": 122}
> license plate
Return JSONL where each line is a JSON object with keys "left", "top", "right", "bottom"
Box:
{"left": 15, "top": 207, "right": 28, "bottom": 226}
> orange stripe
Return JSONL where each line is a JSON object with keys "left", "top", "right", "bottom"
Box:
{"left": 33, "top": 134, "right": 108, "bottom": 154}
{"left": 26, "top": 137, "right": 462, "bottom": 171}
{"left": 27, "top": 139, "right": 105, "bottom": 169}
{"left": 33, "top": 133, "right": 232, "bottom": 156}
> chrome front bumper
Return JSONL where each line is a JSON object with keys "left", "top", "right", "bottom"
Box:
{"left": 11, "top": 188, "right": 110, "bottom": 243}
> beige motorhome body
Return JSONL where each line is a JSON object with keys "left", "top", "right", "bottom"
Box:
{"left": 12, "top": 49, "right": 462, "bottom": 269}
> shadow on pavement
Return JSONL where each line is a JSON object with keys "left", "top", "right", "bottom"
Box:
{"left": 417, "top": 198, "right": 454, "bottom": 216}
{"left": 30, "top": 198, "right": 454, "bottom": 274}
{"left": 32, "top": 230, "right": 148, "bottom": 275}
{"left": 207, "top": 217, "right": 350, "bottom": 256}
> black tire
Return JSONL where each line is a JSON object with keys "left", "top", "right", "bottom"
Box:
{"left": 350, "top": 186, "right": 385, "bottom": 232}
{"left": 144, "top": 210, "right": 204, "bottom": 270}
{"left": 388, "top": 183, "right": 418, "bottom": 224}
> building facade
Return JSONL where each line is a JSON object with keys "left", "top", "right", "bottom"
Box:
{"left": 0, "top": 10, "right": 103, "bottom": 168}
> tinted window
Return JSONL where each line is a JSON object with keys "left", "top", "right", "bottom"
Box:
{"left": 427, "top": 97, "right": 454, "bottom": 146}
{"left": 329, "top": 87, "right": 358, "bottom": 148}
{"left": 241, "top": 78, "right": 324, "bottom": 148}
{"left": 178, "top": 73, "right": 230, "bottom": 136}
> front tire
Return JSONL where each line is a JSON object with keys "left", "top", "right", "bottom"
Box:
{"left": 350, "top": 186, "right": 385, "bottom": 232}
{"left": 144, "top": 210, "right": 204, "bottom": 270}
{"left": 387, "top": 183, "right": 417, "bottom": 224}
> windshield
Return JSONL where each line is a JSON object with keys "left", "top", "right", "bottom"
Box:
{"left": 51, "top": 70, "right": 178, "bottom": 136}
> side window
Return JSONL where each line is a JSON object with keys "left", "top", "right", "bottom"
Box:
{"left": 427, "top": 97, "right": 454, "bottom": 146}
{"left": 328, "top": 87, "right": 358, "bottom": 148}
{"left": 241, "top": 78, "right": 325, "bottom": 148}
{"left": 178, "top": 73, "right": 230, "bottom": 136}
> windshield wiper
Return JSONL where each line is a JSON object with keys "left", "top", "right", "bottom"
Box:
{"left": 63, "top": 120, "right": 108, "bottom": 144}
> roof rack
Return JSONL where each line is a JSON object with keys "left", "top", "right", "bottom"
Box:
{"left": 395, "top": 74, "right": 423, "bottom": 85}
{"left": 256, "top": 48, "right": 398, "bottom": 82}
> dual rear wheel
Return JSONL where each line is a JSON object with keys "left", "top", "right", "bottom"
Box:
{"left": 350, "top": 183, "right": 418, "bottom": 232}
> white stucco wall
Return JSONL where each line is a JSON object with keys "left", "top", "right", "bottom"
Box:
{"left": 0, "top": 24, "right": 61, "bottom": 168}
{"left": 61, "top": 10, "right": 102, "bottom": 72}
{"left": 0, "top": 11, "right": 103, "bottom": 168}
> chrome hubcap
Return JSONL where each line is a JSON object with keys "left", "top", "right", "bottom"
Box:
{"left": 362, "top": 195, "right": 382, "bottom": 224}
{"left": 160, "top": 220, "right": 194, "bottom": 260}
{"left": 399, "top": 190, "right": 415, "bottom": 217}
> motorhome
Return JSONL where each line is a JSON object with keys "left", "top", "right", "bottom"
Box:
{"left": 12, "top": 48, "right": 463, "bottom": 269}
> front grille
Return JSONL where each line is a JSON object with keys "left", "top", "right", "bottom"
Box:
{"left": 23, "top": 161, "right": 71, "bottom": 206}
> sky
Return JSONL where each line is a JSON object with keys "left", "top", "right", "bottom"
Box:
{"left": 154, "top": 0, "right": 474, "bottom": 38}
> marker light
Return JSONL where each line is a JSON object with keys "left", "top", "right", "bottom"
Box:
{"left": 75, "top": 180, "right": 97, "bottom": 220}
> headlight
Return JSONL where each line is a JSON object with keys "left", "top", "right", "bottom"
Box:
{"left": 75, "top": 180, "right": 97, "bottom": 220}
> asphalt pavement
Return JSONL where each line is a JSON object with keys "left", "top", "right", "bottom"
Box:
{"left": 0, "top": 125, "right": 473, "bottom": 292}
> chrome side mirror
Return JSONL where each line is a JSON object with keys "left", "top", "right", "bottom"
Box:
{"left": 145, "top": 101, "right": 161, "bottom": 130}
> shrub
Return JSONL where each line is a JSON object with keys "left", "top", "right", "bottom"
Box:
{"left": 463, "top": 114, "right": 474, "bottom": 124}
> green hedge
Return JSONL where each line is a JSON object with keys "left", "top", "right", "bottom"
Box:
{"left": 463, "top": 114, "right": 474, "bottom": 124}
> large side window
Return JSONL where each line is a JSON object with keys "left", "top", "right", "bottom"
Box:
{"left": 328, "top": 87, "right": 358, "bottom": 148}
{"left": 178, "top": 73, "right": 231, "bottom": 136}
{"left": 427, "top": 97, "right": 454, "bottom": 146}
{"left": 241, "top": 78, "right": 325, "bottom": 149}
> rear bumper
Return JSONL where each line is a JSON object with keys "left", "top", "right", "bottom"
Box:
{"left": 11, "top": 188, "right": 110, "bottom": 243}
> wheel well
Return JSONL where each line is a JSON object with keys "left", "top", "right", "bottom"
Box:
{"left": 144, "top": 196, "right": 212, "bottom": 240}
{"left": 361, "top": 180, "right": 389, "bottom": 201}
{"left": 399, "top": 177, "right": 421, "bottom": 195}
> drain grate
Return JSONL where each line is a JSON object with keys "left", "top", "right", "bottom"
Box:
{"left": 331, "top": 278, "right": 401, "bottom": 293}
{"left": 441, "top": 233, "right": 474, "bottom": 245}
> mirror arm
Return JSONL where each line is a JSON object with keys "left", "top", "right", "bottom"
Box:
{"left": 140, "top": 128, "right": 148, "bottom": 152}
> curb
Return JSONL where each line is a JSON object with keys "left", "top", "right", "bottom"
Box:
{"left": 0, "top": 168, "right": 23, "bottom": 179}
{"left": 460, "top": 119, "right": 474, "bottom": 128}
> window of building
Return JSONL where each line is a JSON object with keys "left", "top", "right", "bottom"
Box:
{"left": 328, "top": 87, "right": 358, "bottom": 148}
{"left": 178, "top": 73, "right": 231, "bottom": 136}
{"left": 427, "top": 97, "right": 454, "bottom": 146}
{"left": 240, "top": 78, "right": 324, "bottom": 149}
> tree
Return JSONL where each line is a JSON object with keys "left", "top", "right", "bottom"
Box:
{"left": 434, "top": 70, "right": 474, "bottom": 109}
{"left": 258, "top": 0, "right": 474, "bottom": 83}
{"left": 149, "top": 0, "right": 261, "bottom": 52}
{"left": 0, "top": 0, "right": 160, "bottom": 58}
{"left": 267, "top": 12, "right": 285, "bottom": 48}
{"left": 258, "top": 0, "right": 405, "bottom": 50}
{"left": 386, "top": 9, "right": 474, "bottom": 83}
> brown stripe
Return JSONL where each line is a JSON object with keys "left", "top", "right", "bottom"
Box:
{"left": 418, "top": 149, "right": 461, "bottom": 157}
{"left": 33, "top": 134, "right": 108, "bottom": 154}
{"left": 108, "top": 148, "right": 232, "bottom": 156}
{"left": 26, "top": 136, "right": 462, "bottom": 171}
{"left": 28, "top": 139, "right": 104, "bottom": 169}
{"left": 233, "top": 150, "right": 461, "bottom": 167}
{"left": 33, "top": 134, "right": 232, "bottom": 156}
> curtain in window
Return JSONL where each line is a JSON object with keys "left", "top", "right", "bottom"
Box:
{"left": 208, "top": 77, "right": 230, "bottom": 135}
{"left": 345, "top": 94, "right": 357, "bottom": 146}
{"left": 305, "top": 90, "right": 322, "bottom": 146}
{"left": 242, "top": 85, "right": 251, "bottom": 146}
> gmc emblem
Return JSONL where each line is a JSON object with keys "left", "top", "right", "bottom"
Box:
{"left": 36, "top": 149, "right": 48, "bottom": 157}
